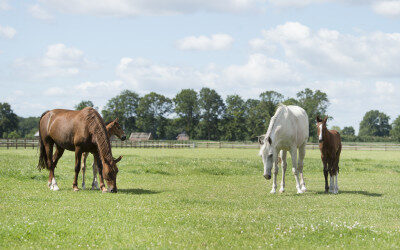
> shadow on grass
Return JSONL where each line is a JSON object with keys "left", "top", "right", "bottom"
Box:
{"left": 315, "top": 190, "right": 382, "bottom": 197}
{"left": 118, "top": 188, "right": 162, "bottom": 195}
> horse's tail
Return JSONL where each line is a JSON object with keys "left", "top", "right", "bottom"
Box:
{"left": 37, "top": 110, "right": 50, "bottom": 171}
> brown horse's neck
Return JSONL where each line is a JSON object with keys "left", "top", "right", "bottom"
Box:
{"left": 321, "top": 127, "right": 332, "bottom": 148}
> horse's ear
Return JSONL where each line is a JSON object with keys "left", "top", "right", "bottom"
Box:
{"left": 323, "top": 116, "right": 328, "bottom": 123}
{"left": 258, "top": 136, "right": 264, "bottom": 145}
{"left": 114, "top": 155, "right": 123, "bottom": 163}
{"left": 267, "top": 137, "right": 272, "bottom": 145}
{"left": 316, "top": 115, "right": 322, "bottom": 123}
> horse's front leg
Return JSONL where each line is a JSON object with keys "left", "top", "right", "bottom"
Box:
{"left": 91, "top": 157, "right": 99, "bottom": 190}
{"left": 290, "top": 147, "right": 302, "bottom": 194}
{"left": 81, "top": 152, "right": 88, "bottom": 189}
{"left": 323, "top": 160, "right": 329, "bottom": 193}
{"left": 298, "top": 143, "right": 307, "bottom": 192}
{"left": 94, "top": 153, "right": 107, "bottom": 193}
{"left": 280, "top": 150, "right": 287, "bottom": 193}
{"left": 73, "top": 147, "right": 83, "bottom": 191}
{"left": 270, "top": 156, "right": 279, "bottom": 194}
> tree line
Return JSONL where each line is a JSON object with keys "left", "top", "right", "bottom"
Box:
{"left": 1, "top": 87, "right": 400, "bottom": 142}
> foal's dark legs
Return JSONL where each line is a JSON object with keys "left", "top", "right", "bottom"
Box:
{"left": 73, "top": 147, "right": 83, "bottom": 191}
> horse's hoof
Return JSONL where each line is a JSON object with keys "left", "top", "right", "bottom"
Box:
{"left": 279, "top": 188, "right": 285, "bottom": 193}
{"left": 270, "top": 189, "right": 276, "bottom": 194}
{"left": 263, "top": 174, "right": 271, "bottom": 180}
{"left": 101, "top": 187, "right": 108, "bottom": 193}
{"left": 297, "top": 189, "right": 303, "bottom": 194}
{"left": 73, "top": 186, "right": 79, "bottom": 192}
{"left": 301, "top": 187, "right": 307, "bottom": 192}
{"left": 52, "top": 185, "right": 60, "bottom": 191}
{"left": 82, "top": 185, "right": 86, "bottom": 190}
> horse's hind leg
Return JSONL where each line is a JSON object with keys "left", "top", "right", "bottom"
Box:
{"left": 81, "top": 152, "right": 88, "bottom": 189}
{"left": 91, "top": 156, "right": 99, "bottom": 190}
{"left": 298, "top": 143, "right": 307, "bottom": 192}
{"left": 290, "top": 147, "right": 302, "bottom": 194}
{"left": 279, "top": 150, "right": 287, "bottom": 193}
{"left": 49, "top": 145, "right": 64, "bottom": 191}
{"left": 44, "top": 141, "right": 54, "bottom": 190}
{"left": 72, "top": 147, "right": 83, "bottom": 191}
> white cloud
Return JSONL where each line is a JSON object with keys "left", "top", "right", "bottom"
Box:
{"left": 0, "top": 25, "right": 16, "bottom": 39}
{"left": 44, "top": 87, "right": 65, "bottom": 96}
{"left": 251, "top": 22, "right": 400, "bottom": 78}
{"left": 28, "top": 4, "right": 53, "bottom": 20}
{"left": 268, "top": 0, "right": 327, "bottom": 8}
{"left": 115, "top": 53, "right": 298, "bottom": 97}
{"left": 176, "top": 34, "right": 233, "bottom": 51}
{"left": 39, "top": 0, "right": 266, "bottom": 17}
{"left": 0, "top": 0, "right": 10, "bottom": 11}
{"left": 372, "top": 1, "right": 400, "bottom": 17}
{"left": 223, "top": 53, "right": 299, "bottom": 86}
{"left": 14, "top": 43, "right": 92, "bottom": 78}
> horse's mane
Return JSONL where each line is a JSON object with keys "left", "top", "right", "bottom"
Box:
{"left": 84, "top": 108, "right": 115, "bottom": 170}
{"left": 265, "top": 103, "right": 287, "bottom": 141}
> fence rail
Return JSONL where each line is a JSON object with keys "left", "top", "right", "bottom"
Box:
{"left": 1, "top": 139, "right": 400, "bottom": 151}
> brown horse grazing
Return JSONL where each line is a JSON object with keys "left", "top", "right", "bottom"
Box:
{"left": 37, "top": 107, "right": 122, "bottom": 193}
{"left": 81, "top": 118, "right": 126, "bottom": 190}
{"left": 316, "top": 116, "right": 342, "bottom": 194}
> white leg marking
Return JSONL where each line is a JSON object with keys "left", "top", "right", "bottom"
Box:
{"left": 50, "top": 177, "right": 59, "bottom": 191}
{"left": 329, "top": 175, "right": 334, "bottom": 193}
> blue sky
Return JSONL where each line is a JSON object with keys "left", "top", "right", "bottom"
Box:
{"left": 1, "top": 0, "right": 400, "bottom": 132}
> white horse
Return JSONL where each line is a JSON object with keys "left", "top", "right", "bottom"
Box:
{"left": 259, "top": 104, "right": 309, "bottom": 194}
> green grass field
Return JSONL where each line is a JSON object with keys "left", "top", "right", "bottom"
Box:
{"left": 1, "top": 148, "right": 400, "bottom": 248}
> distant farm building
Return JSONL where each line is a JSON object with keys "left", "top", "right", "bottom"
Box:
{"left": 177, "top": 132, "right": 189, "bottom": 141}
{"left": 129, "top": 132, "right": 153, "bottom": 141}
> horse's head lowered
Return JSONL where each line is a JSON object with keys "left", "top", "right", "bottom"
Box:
{"left": 108, "top": 118, "right": 126, "bottom": 141}
{"left": 316, "top": 116, "right": 328, "bottom": 143}
{"left": 103, "top": 156, "right": 123, "bottom": 193}
{"left": 258, "top": 135, "right": 277, "bottom": 180}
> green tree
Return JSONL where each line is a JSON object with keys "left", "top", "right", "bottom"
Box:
{"left": 390, "top": 116, "right": 400, "bottom": 141}
{"left": 257, "top": 91, "right": 285, "bottom": 135}
{"left": 102, "top": 90, "right": 140, "bottom": 133}
{"left": 0, "top": 103, "right": 18, "bottom": 138}
{"left": 18, "top": 116, "right": 40, "bottom": 138}
{"left": 296, "top": 88, "right": 329, "bottom": 140}
{"left": 222, "top": 95, "right": 247, "bottom": 141}
{"left": 74, "top": 100, "right": 95, "bottom": 110}
{"left": 342, "top": 126, "right": 355, "bottom": 136}
{"left": 198, "top": 88, "right": 225, "bottom": 140}
{"left": 244, "top": 99, "right": 265, "bottom": 140}
{"left": 359, "top": 110, "right": 391, "bottom": 137}
{"left": 173, "top": 89, "right": 199, "bottom": 138}
{"left": 7, "top": 130, "right": 21, "bottom": 139}
{"left": 136, "top": 92, "right": 172, "bottom": 139}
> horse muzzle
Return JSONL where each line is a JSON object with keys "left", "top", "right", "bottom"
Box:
{"left": 263, "top": 174, "right": 271, "bottom": 180}
{"left": 108, "top": 187, "right": 118, "bottom": 193}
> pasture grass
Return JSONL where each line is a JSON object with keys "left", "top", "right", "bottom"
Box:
{"left": 0, "top": 148, "right": 400, "bottom": 248}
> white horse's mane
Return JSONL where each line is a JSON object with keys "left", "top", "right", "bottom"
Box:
{"left": 265, "top": 104, "right": 287, "bottom": 141}
{"left": 259, "top": 104, "right": 287, "bottom": 156}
